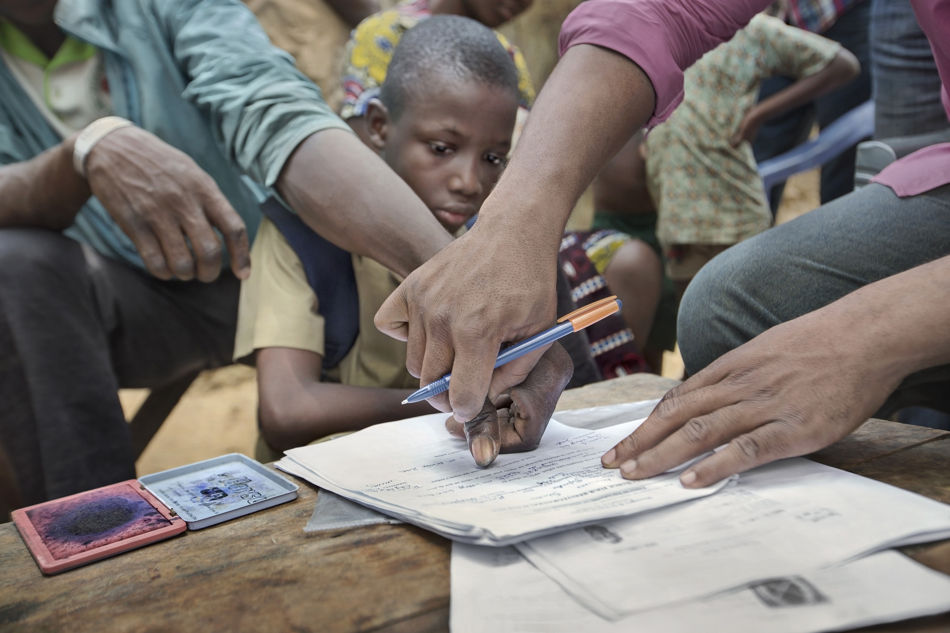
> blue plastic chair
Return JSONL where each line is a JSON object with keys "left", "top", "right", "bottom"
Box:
{"left": 758, "top": 100, "right": 875, "bottom": 198}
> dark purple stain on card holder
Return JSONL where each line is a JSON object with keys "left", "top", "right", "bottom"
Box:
{"left": 25, "top": 486, "right": 172, "bottom": 560}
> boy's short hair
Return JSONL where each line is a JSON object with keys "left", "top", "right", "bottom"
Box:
{"left": 379, "top": 15, "right": 520, "bottom": 120}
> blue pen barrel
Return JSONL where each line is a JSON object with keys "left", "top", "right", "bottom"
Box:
{"left": 493, "top": 321, "right": 574, "bottom": 368}
{"left": 424, "top": 375, "right": 451, "bottom": 398}
{"left": 403, "top": 302, "right": 616, "bottom": 405}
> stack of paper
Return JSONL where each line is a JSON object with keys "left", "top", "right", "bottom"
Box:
{"left": 451, "top": 545, "right": 950, "bottom": 633}
{"left": 515, "top": 456, "right": 950, "bottom": 619}
{"left": 276, "top": 399, "right": 950, "bottom": 631}
{"left": 276, "top": 412, "right": 730, "bottom": 546}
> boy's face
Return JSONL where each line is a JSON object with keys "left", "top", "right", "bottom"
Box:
{"left": 461, "top": 0, "right": 533, "bottom": 27}
{"left": 374, "top": 79, "right": 518, "bottom": 234}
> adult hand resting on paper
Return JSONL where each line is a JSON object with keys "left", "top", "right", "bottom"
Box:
{"left": 444, "top": 342, "right": 573, "bottom": 466}
{"left": 602, "top": 256, "right": 950, "bottom": 487}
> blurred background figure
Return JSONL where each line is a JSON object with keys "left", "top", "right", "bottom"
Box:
{"left": 752, "top": 0, "right": 871, "bottom": 211}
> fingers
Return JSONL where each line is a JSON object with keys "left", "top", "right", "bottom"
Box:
{"left": 445, "top": 345, "right": 570, "bottom": 463}
{"left": 416, "top": 310, "right": 458, "bottom": 414}
{"left": 199, "top": 185, "right": 247, "bottom": 281}
{"left": 126, "top": 219, "right": 172, "bottom": 280}
{"left": 676, "top": 420, "right": 803, "bottom": 487}
{"left": 445, "top": 330, "right": 501, "bottom": 423}
{"left": 487, "top": 350, "right": 546, "bottom": 406}
{"left": 374, "top": 289, "right": 410, "bottom": 342}
{"left": 503, "top": 344, "right": 572, "bottom": 450}
{"left": 614, "top": 402, "right": 763, "bottom": 480}
{"left": 146, "top": 197, "right": 203, "bottom": 281}
{"left": 464, "top": 399, "right": 501, "bottom": 467}
{"left": 444, "top": 415, "right": 465, "bottom": 439}
{"left": 601, "top": 370, "right": 733, "bottom": 468}
{"left": 156, "top": 179, "right": 241, "bottom": 283}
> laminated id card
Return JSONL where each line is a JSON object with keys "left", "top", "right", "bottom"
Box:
{"left": 139, "top": 453, "right": 298, "bottom": 530}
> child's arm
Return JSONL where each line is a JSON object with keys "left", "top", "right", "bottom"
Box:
{"left": 255, "top": 346, "right": 434, "bottom": 452}
{"left": 730, "top": 46, "right": 859, "bottom": 147}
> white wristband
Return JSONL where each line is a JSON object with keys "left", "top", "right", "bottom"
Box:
{"left": 72, "top": 116, "right": 133, "bottom": 178}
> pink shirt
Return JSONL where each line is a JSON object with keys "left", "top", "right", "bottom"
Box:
{"left": 560, "top": 0, "right": 950, "bottom": 198}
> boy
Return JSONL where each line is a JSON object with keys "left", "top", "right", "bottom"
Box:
{"left": 235, "top": 15, "right": 571, "bottom": 462}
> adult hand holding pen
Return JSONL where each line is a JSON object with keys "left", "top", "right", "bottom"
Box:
{"left": 416, "top": 297, "right": 619, "bottom": 465}
{"left": 375, "top": 43, "right": 656, "bottom": 429}
{"left": 377, "top": 212, "right": 560, "bottom": 423}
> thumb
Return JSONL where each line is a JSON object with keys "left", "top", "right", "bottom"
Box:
{"left": 464, "top": 398, "right": 501, "bottom": 467}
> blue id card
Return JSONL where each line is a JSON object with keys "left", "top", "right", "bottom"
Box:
{"left": 139, "top": 453, "right": 298, "bottom": 529}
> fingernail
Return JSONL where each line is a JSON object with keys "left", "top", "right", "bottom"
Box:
{"left": 619, "top": 459, "right": 637, "bottom": 478}
{"left": 680, "top": 470, "right": 697, "bottom": 486}
{"left": 602, "top": 448, "right": 617, "bottom": 467}
{"left": 472, "top": 435, "right": 498, "bottom": 467}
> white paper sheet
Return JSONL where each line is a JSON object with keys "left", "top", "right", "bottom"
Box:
{"left": 451, "top": 544, "right": 950, "bottom": 633}
{"left": 516, "top": 457, "right": 950, "bottom": 618}
{"left": 276, "top": 411, "right": 730, "bottom": 545}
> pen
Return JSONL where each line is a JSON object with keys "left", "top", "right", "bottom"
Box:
{"left": 402, "top": 295, "right": 622, "bottom": 405}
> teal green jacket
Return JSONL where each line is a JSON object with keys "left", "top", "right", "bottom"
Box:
{"left": 0, "top": 0, "right": 349, "bottom": 269}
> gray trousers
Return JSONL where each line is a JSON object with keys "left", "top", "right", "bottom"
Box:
{"left": 678, "top": 183, "right": 950, "bottom": 415}
{"left": 0, "top": 228, "right": 239, "bottom": 506}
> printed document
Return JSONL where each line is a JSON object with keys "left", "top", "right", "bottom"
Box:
{"left": 451, "top": 544, "right": 950, "bottom": 633}
{"left": 276, "top": 411, "right": 729, "bottom": 545}
{"left": 516, "top": 457, "right": 950, "bottom": 618}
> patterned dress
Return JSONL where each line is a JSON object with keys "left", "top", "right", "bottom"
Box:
{"left": 558, "top": 231, "right": 650, "bottom": 378}
{"left": 340, "top": 0, "right": 535, "bottom": 119}
{"left": 646, "top": 14, "right": 840, "bottom": 248}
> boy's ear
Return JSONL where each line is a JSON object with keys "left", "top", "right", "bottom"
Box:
{"left": 365, "top": 98, "right": 390, "bottom": 152}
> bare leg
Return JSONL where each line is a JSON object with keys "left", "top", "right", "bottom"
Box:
{"left": 602, "top": 239, "right": 662, "bottom": 359}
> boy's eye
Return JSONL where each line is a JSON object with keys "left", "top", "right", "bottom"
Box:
{"left": 484, "top": 152, "right": 507, "bottom": 167}
{"left": 428, "top": 142, "right": 452, "bottom": 155}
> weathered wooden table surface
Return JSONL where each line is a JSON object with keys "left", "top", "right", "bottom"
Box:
{"left": 0, "top": 373, "right": 947, "bottom": 632}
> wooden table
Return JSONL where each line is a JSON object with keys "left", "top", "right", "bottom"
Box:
{"left": 0, "top": 374, "right": 947, "bottom": 632}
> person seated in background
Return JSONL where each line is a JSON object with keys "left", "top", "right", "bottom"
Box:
{"left": 0, "top": 0, "right": 456, "bottom": 512}
{"left": 558, "top": 14, "right": 858, "bottom": 376}
{"left": 647, "top": 11, "right": 859, "bottom": 301}
{"left": 235, "top": 15, "right": 573, "bottom": 467}
{"left": 559, "top": 130, "right": 667, "bottom": 376}
{"left": 753, "top": 0, "right": 871, "bottom": 211}
{"left": 340, "top": 0, "right": 535, "bottom": 145}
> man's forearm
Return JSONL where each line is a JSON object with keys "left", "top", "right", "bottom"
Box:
{"left": 277, "top": 128, "right": 452, "bottom": 278}
{"left": 0, "top": 136, "right": 89, "bottom": 229}
{"left": 473, "top": 44, "right": 657, "bottom": 254}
